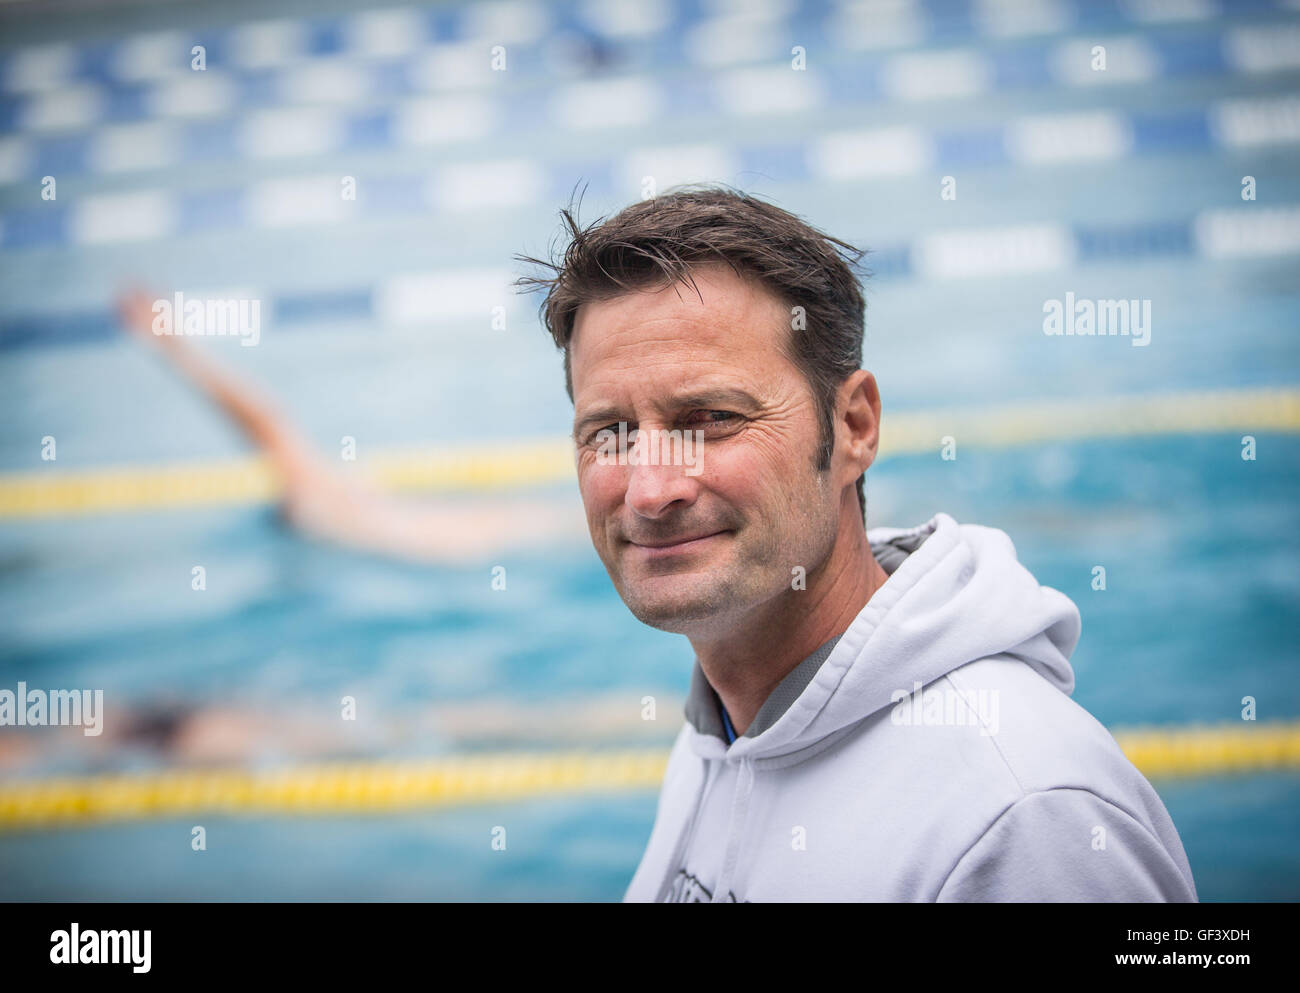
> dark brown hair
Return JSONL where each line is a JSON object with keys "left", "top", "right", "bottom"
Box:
{"left": 515, "top": 184, "right": 870, "bottom": 524}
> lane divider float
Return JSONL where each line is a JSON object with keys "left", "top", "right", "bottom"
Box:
{"left": 1, "top": 720, "right": 1298, "bottom": 831}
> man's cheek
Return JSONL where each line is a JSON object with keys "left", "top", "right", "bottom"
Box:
{"left": 576, "top": 476, "right": 621, "bottom": 547}
{"left": 704, "top": 452, "right": 765, "bottom": 511}
{"left": 577, "top": 463, "right": 620, "bottom": 509}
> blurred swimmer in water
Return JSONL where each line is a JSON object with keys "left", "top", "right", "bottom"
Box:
{"left": 118, "top": 290, "right": 586, "bottom": 564}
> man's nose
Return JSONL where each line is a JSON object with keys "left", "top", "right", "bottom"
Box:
{"left": 623, "top": 433, "right": 700, "bottom": 519}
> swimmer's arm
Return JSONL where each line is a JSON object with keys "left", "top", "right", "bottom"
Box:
{"left": 119, "top": 290, "right": 587, "bottom": 561}
{"left": 118, "top": 289, "right": 408, "bottom": 552}
{"left": 119, "top": 290, "right": 327, "bottom": 486}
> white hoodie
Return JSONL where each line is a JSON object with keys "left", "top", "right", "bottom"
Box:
{"left": 624, "top": 512, "right": 1198, "bottom": 902}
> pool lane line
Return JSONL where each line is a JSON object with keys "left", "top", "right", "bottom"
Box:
{"left": 0, "top": 387, "right": 1296, "bottom": 519}
{"left": 0, "top": 720, "right": 1298, "bottom": 830}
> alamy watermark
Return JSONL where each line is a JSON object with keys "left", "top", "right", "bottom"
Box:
{"left": 152, "top": 292, "right": 261, "bottom": 346}
{"left": 593, "top": 424, "right": 706, "bottom": 476}
{"left": 890, "top": 681, "right": 999, "bottom": 736}
{"left": 1043, "top": 292, "right": 1151, "bottom": 347}
{"left": 50, "top": 924, "right": 150, "bottom": 973}
{"left": 0, "top": 682, "right": 103, "bottom": 735}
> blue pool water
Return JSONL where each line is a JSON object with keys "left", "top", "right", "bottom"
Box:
{"left": 2, "top": 434, "right": 1298, "bottom": 900}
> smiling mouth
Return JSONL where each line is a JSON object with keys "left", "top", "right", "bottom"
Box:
{"left": 627, "top": 531, "right": 728, "bottom": 557}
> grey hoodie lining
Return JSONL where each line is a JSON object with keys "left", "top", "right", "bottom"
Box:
{"left": 741, "top": 633, "right": 843, "bottom": 738}
{"left": 683, "top": 525, "right": 936, "bottom": 743}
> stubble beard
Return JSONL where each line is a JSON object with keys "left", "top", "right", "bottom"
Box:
{"left": 609, "top": 472, "right": 841, "bottom": 638}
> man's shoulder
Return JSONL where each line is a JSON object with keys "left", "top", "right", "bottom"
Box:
{"left": 822, "top": 653, "right": 1177, "bottom": 855}
{"left": 915, "top": 654, "right": 1192, "bottom": 891}
{"left": 940, "top": 654, "right": 1147, "bottom": 802}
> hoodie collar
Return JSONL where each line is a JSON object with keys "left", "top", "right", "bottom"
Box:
{"left": 684, "top": 633, "right": 844, "bottom": 745}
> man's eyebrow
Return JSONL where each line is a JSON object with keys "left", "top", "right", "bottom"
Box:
{"left": 669, "top": 387, "right": 763, "bottom": 412}
{"left": 573, "top": 406, "right": 624, "bottom": 439}
{"left": 572, "top": 388, "right": 762, "bottom": 438}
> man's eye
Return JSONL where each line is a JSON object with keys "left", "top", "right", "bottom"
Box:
{"left": 682, "top": 410, "right": 738, "bottom": 428}
{"left": 583, "top": 422, "right": 629, "bottom": 446}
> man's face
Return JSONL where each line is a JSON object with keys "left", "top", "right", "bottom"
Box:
{"left": 569, "top": 264, "right": 843, "bottom": 637}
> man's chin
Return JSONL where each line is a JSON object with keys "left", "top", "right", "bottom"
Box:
{"left": 616, "top": 576, "right": 742, "bottom": 635}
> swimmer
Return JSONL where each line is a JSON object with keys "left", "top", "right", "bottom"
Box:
{"left": 118, "top": 290, "right": 586, "bottom": 564}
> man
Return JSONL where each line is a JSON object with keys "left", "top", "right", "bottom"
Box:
{"left": 517, "top": 185, "right": 1197, "bottom": 902}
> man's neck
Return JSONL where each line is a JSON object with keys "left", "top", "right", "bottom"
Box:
{"left": 690, "top": 518, "right": 891, "bottom": 739}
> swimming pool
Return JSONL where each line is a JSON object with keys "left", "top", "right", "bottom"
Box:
{"left": 2, "top": 0, "right": 1299, "bottom": 900}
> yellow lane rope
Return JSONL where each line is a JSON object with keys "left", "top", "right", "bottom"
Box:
{"left": 0, "top": 749, "right": 669, "bottom": 832}
{"left": 1113, "top": 721, "right": 1300, "bottom": 781}
{"left": 1, "top": 388, "right": 1296, "bottom": 519}
{"left": 0, "top": 721, "right": 1297, "bottom": 831}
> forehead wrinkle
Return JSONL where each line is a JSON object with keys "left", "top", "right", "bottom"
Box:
{"left": 580, "top": 314, "right": 746, "bottom": 362}
{"left": 574, "top": 269, "right": 787, "bottom": 350}
{"left": 574, "top": 323, "right": 749, "bottom": 400}
{"left": 570, "top": 268, "right": 802, "bottom": 421}
{"left": 576, "top": 318, "right": 785, "bottom": 402}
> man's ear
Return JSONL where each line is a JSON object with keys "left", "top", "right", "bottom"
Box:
{"left": 839, "top": 370, "right": 881, "bottom": 479}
